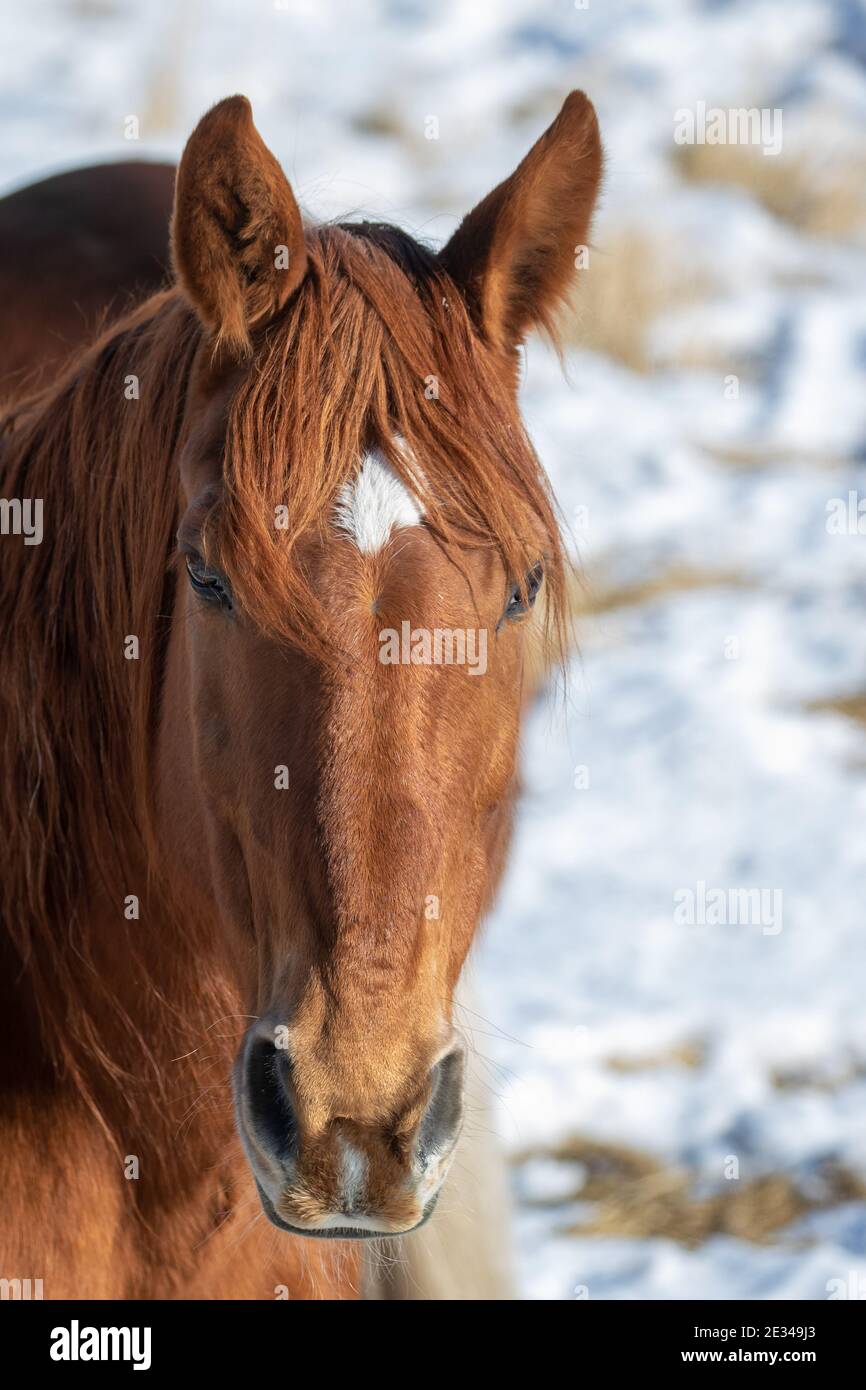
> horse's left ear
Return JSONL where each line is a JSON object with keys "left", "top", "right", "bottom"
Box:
{"left": 439, "top": 91, "right": 602, "bottom": 356}
{"left": 171, "top": 95, "right": 307, "bottom": 355}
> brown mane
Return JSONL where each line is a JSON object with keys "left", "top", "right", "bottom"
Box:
{"left": 0, "top": 221, "right": 568, "bottom": 1121}
{"left": 0, "top": 291, "right": 203, "bottom": 1134}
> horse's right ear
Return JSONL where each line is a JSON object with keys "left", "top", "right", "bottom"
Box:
{"left": 171, "top": 96, "right": 307, "bottom": 355}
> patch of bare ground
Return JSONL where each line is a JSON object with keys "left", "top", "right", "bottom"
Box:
{"left": 515, "top": 1138, "right": 866, "bottom": 1248}
{"left": 772, "top": 1056, "right": 866, "bottom": 1093}
{"left": 805, "top": 693, "right": 866, "bottom": 729}
{"left": 604, "top": 1040, "right": 707, "bottom": 1073}
{"left": 560, "top": 230, "right": 715, "bottom": 373}
{"left": 572, "top": 565, "right": 751, "bottom": 618}
{"left": 698, "top": 441, "right": 852, "bottom": 471}
{"left": 673, "top": 143, "right": 866, "bottom": 246}
{"left": 523, "top": 566, "right": 750, "bottom": 698}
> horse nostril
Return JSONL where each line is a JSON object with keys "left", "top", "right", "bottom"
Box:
{"left": 417, "top": 1040, "right": 466, "bottom": 1166}
{"left": 245, "top": 1035, "right": 298, "bottom": 1163}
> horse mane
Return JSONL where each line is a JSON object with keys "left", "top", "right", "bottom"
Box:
{"left": 0, "top": 290, "right": 204, "bottom": 1129}
{"left": 0, "top": 222, "right": 569, "bottom": 1118}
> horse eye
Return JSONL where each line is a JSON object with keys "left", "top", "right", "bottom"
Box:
{"left": 504, "top": 562, "right": 544, "bottom": 620}
{"left": 185, "top": 554, "right": 232, "bottom": 610}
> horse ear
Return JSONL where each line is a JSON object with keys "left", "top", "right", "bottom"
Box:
{"left": 171, "top": 95, "right": 307, "bottom": 354}
{"left": 439, "top": 91, "right": 602, "bottom": 356}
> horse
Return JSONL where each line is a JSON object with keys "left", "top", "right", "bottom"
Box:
{"left": 0, "top": 161, "right": 175, "bottom": 401}
{"left": 0, "top": 92, "right": 602, "bottom": 1300}
{"left": 0, "top": 155, "right": 512, "bottom": 1303}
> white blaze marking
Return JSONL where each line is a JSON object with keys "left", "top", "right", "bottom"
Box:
{"left": 334, "top": 447, "right": 423, "bottom": 553}
{"left": 338, "top": 1136, "right": 367, "bottom": 1212}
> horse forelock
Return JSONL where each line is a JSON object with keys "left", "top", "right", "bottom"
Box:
{"left": 214, "top": 222, "right": 570, "bottom": 662}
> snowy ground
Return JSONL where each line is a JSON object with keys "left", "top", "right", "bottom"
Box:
{"left": 3, "top": 0, "right": 865, "bottom": 1299}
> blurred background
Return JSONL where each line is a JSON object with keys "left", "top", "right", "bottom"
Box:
{"left": 3, "top": 0, "right": 865, "bottom": 1299}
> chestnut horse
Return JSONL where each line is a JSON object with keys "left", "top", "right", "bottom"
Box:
{"left": 0, "top": 94, "right": 601, "bottom": 1299}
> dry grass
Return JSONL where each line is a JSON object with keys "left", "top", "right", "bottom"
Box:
{"left": 572, "top": 564, "right": 750, "bottom": 618}
{"left": 805, "top": 693, "right": 866, "bottom": 729}
{"left": 516, "top": 1137, "right": 866, "bottom": 1248}
{"left": 523, "top": 565, "right": 748, "bottom": 699}
{"left": 349, "top": 102, "right": 444, "bottom": 168}
{"left": 350, "top": 105, "right": 407, "bottom": 141}
{"left": 605, "top": 1040, "right": 707, "bottom": 1073}
{"left": 699, "top": 441, "right": 851, "bottom": 471}
{"left": 574, "top": 1170, "right": 811, "bottom": 1247}
{"left": 561, "top": 231, "right": 714, "bottom": 373}
{"left": 772, "top": 1056, "right": 866, "bottom": 1093}
{"left": 674, "top": 143, "right": 866, "bottom": 245}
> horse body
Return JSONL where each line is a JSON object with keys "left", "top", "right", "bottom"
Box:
{"left": 0, "top": 95, "right": 601, "bottom": 1299}
{"left": 0, "top": 161, "right": 175, "bottom": 400}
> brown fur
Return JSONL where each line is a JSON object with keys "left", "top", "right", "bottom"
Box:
{"left": 0, "top": 161, "right": 175, "bottom": 400}
{"left": 0, "top": 93, "right": 601, "bottom": 1296}
{"left": 440, "top": 90, "right": 603, "bottom": 365}
{"left": 172, "top": 96, "right": 307, "bottom": 354}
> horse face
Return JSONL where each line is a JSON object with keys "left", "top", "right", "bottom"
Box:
{"left": 158, "top": 94, "right": 600, "bottom": 1236}
{"left": 169, "top": 445, "right": 526, "bottom": 1235}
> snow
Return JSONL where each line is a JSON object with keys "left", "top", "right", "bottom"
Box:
{"left": 3, "top": 0, "right": 865, "bottom": 1300}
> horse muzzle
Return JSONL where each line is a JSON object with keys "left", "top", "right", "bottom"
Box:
{"left": 232, "top": 1020, "right": 466, "bottom": 1239}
